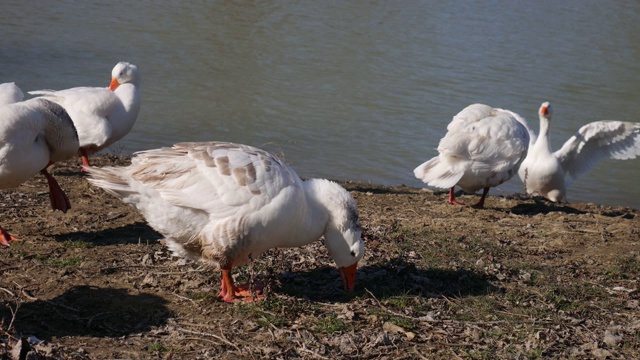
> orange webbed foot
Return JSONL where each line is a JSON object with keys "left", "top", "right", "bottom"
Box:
{"left": 41, "top": 168, "right": 71, "bottom": 213}
{"left": 218, "top": 271, "right": 265, "bottom": 303}
{"left": 0, "top": 227, "right": 19, "bottom": 246}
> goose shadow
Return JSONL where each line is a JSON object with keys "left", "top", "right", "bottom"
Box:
{"left": 1, "top": 286, "right": 171, "bottom": 340}
{"left": 53, "top": 222, "right": 162, "bottom": 246}
{"left": 276, "top": 257, "right": 499, "bottom": 303}
{"left": 509, "top": 198, "right": 586, "bottom": 216}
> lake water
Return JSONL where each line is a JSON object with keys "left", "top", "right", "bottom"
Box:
{"left": 2, "top": 1, "right": 639, "bottom": 208}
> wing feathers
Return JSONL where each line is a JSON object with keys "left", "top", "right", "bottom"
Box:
{"left": 413, "top": 157, "right": 465, "bottom": 189}
{"left": 555, "top": 121, "right": 640, "bottom": 180}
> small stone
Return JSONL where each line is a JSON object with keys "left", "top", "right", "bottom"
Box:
{"left": 343, "top": 310, "right": 356, "bottom": 320}
{"left": 580, "top": 341, "right": 598, "bottom": 351}
{"left": 382, "top": 321, "right": 405, "bottom": 334}
{"left": 33, "top": 341, "right": 56, "bottom": 357}
{"left": 141, "top": 253, "right": 153, "bottom": 265}
{"left": 425, "top": 311, "right": 439, "bottom": 321}
{"left": 611, "top": 286, "right": 634, "bottom": 293}
{"left": 141, "top": 273, "right": 157, "bottom": 287}
{"left": 603, "top": 330, "right": 622, "bottom": 347}
{"left": 175, "top": 258, "right": 189, "bottom": 266}
{"left": 592, "top": 348, "right": 613, "bottom": 359}
{"left": 626, "top": 300, "right": 639, "bottom": 309}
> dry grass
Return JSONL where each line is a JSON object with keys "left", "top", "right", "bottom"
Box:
{"left": 0, "top": 155, "right": 638, "bottom": 359}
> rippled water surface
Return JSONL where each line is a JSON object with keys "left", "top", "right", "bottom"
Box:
{"left": 2, "top": 1, "right": 639, "bottom": 207}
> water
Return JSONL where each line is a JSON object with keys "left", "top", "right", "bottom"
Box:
{"left": 2, "top": 0, "right": 639, "bottom": 208}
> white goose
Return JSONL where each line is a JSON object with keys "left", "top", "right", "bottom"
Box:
{"left": 0, "top": 98, "right": 79, "bottom": 245}
{"left": 414, "top": 103, "right": 531, "bottom": 208}
{"left": 86, "top": 142, "right": 365, "bottom": 303}
{"left": 518, "top": 101, "right": 640, "bottom": 203}
{"left": 29, "top": 62, "right": 141, "bottom": 168}
{"left": 0, "top": 82, "right": 24, "bottom": 105}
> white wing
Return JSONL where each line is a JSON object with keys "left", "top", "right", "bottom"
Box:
{"left": 128, "top": 142, "right": 299, "bottom": 218}
{"left": 0, "top": 98, "right": 79, "bottom": 188}
{"left": 443, "top": 107, "right": 528, "bottom": 172}
{"left": 553, "top": 121, "right": 640, "bottom": 182}
{"left": 29, "top": 87, "right": 117, "bottom": 147}
{"left": 445, "top": 103, "right": 495, "bottom": 132}
{"left": 416, "top": 104, "right": 529, "bottom": 191}
{"left": 29, "top": 87, "right": 117, "bottom": 116}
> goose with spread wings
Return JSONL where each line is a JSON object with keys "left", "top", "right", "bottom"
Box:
{"left": 519, "top": 101, "right": 640, "bottom": 203}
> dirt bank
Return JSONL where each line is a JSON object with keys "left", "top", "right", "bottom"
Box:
{"left": 1, "top": 155, "right": 638, "bottom": 359}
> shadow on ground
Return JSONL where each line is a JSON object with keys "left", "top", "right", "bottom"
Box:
{"left": 53, "top": 222, "right": 162, "bottom": 246}
{"left": 277, "top": 257, "right": 499, "bottom": 303}
{"left": 2, "top": 286, "right": 172, "bottom": 340}
{"left": 509, "top": 199, "right": 586, "bottom": 216}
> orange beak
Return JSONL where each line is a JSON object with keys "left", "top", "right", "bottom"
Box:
{"left": 109, "top": 77, "right": 119, "bottom": 91}
{"left": 540, "top": 105, "right": 549, "bottom": 116}
{"left": 338, "top": 263, "right": 358, "bottom": 292}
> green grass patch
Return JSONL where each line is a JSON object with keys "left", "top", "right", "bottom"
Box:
{"left": 314, "top": 314, "right": 348, "bottom": 334}
{"left": 447, "top": 295, "right": 504, "bottom": 322}
{"left": 34, "top": 254, "right": 83, "bottom": 268}
{"left": 366, "top": 307, "right": 417, "bottom": 331}
{"left": 62, "top": 239, "right": 94, "bottom": 249}
{"left": 601, "top": 255, "right": 640, "bottom": 280}
{"left": 146, "top": 342, "right": 168, "bottom": 354}
{"left": 388, "top": 316, "right": 415, "bottom": 330}
{"left": 188, "top": 291, "right": 218, "bottom": 304}
{"left": 237, "top": 296, "right": 314, "bottom": 329}
{"left": 388, "top": 225, "right": 419, "bottom": 241}
{"left": 384, "top": 295, "right": 415, "bottom": 309}
{"left": 5, "top": 241, "right": 30, "bottom": 258}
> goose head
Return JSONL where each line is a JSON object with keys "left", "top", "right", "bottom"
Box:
{"left": 109, "top": 62, "right": 140, "bottom": 91}
{"left": 314, "top": 180, "right": 365, "bottom": 292}
{"left": 539, "top": 101, "right": 553, "bottom": 120}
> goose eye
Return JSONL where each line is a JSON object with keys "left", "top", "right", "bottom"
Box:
{"left": 350, "top": 250, "right": 356, "bottom": 257}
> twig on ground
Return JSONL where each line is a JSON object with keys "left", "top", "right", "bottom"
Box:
{"left": 177, "top": 327, "right": 242, "bottom": 353}
{"left": 20, "top": 290, "right": 37, "bottom": 301}
{"left": 365, "top": 288, "right": 427, "bottom": 322}
{"left": 183, "top": 337, "right": 222, "bottom": 346}
{"left": 365, "top": 288, "right": 505, "bottom": 325}
{"left": 172, "top": 292, "right": 196, "bottom": 304}
{"left": 152, "top": 269, "right": 207, "bottom": 276}
{"left": 6, "top": 301, "right": 20, "bottom": 332}
{"left": 99, "top": 264, "right": 146, "bottom": 273}
{"left": 0, "top": 287, "right": 15, "bottom": 297}
{"left": 298, "top": 343, "right": 329, "bottom": 360}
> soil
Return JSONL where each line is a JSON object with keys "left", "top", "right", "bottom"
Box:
{"left": 0, "top": 155, "right": 638, "bottom": 359}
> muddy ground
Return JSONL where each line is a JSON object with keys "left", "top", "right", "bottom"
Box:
{"left": 0, "top": 155, "right": 638, "bottom": 359}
